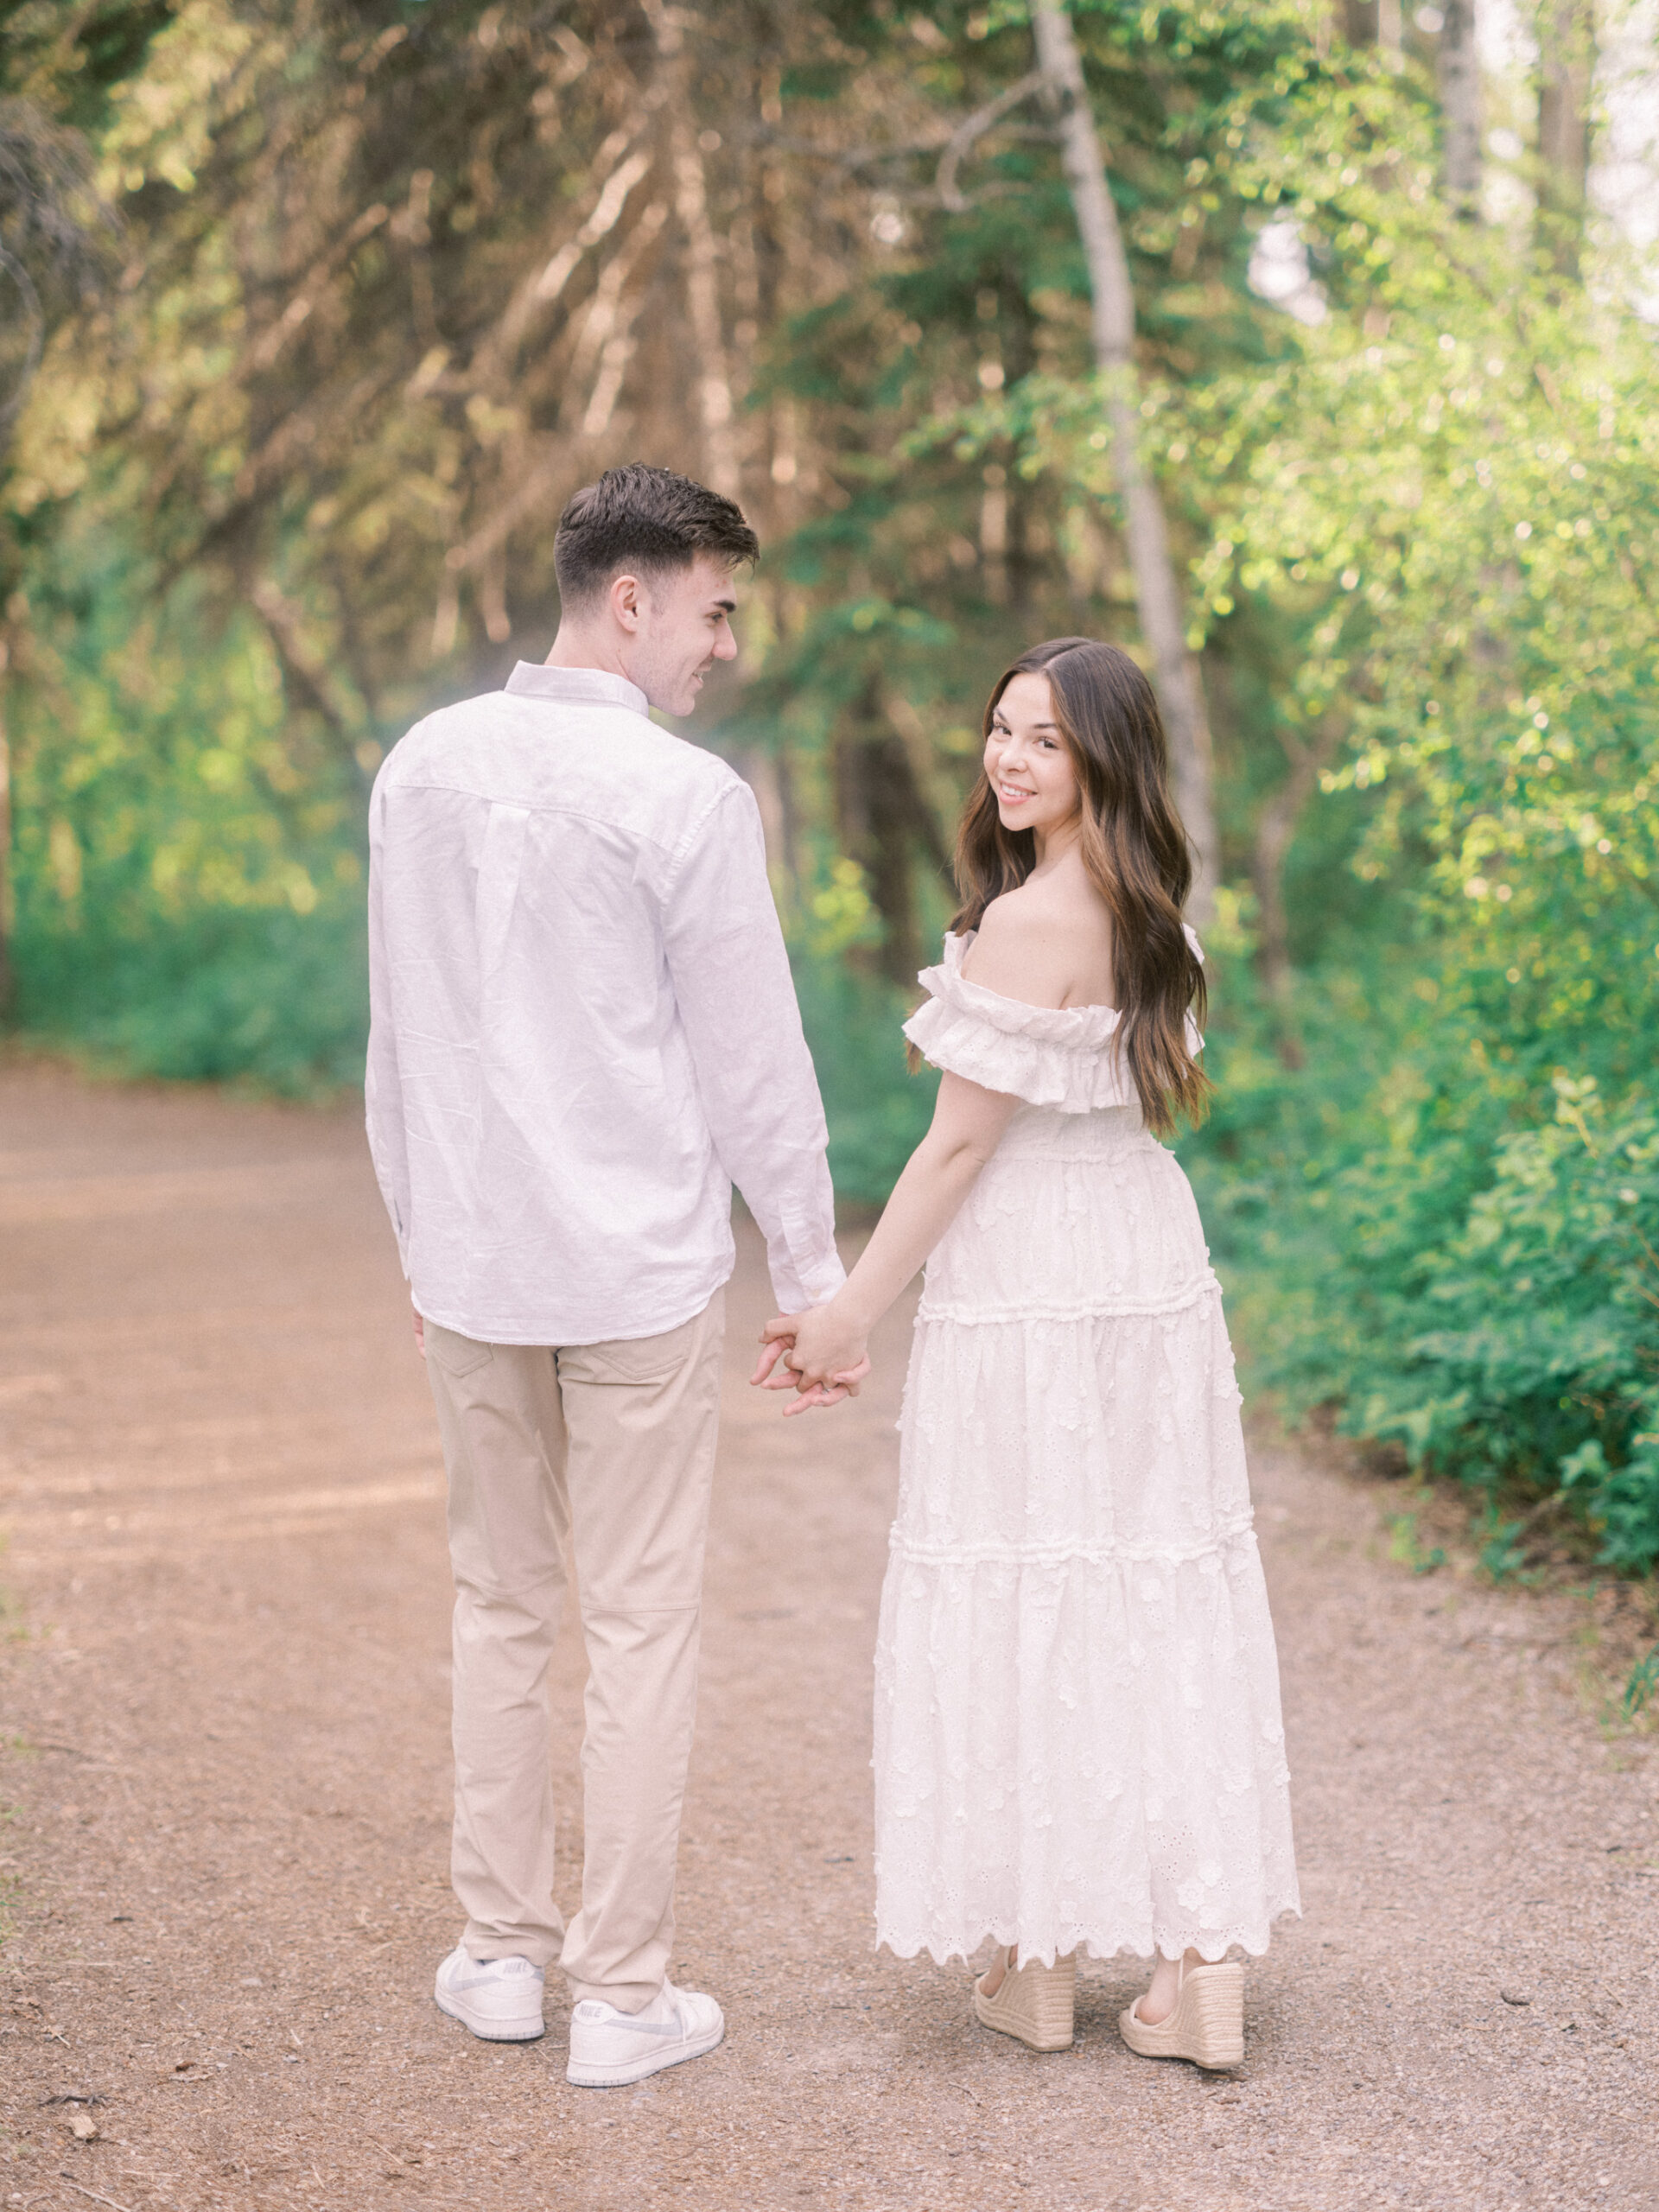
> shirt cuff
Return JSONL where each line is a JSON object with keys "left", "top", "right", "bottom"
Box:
{"left": 766, "top": 1217, "right": 846, "bottom": 1314}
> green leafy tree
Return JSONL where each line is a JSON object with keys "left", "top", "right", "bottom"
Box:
{"left": 2, "top": 0, "right": 1656, "bottom": 1547}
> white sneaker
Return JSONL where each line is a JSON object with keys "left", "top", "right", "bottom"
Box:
{"left": 565, "top": 1980, "right": 725, "bottom": 2088}
{"left": 433, "top": 1945, "right": 546, "bottom": 2042}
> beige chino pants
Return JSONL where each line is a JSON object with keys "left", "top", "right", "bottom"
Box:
{"left": 423, "top": 1292, "right": 724, "bottom": 2012}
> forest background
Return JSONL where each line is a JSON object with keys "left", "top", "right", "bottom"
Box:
{"left": 3, "top": 0, "right": 1657, "bottom": 1573}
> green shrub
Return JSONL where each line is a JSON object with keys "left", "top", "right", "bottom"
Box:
{"left": 1336, "top": 1079, "right": 1659, "bottom": 1567}
{"left": 1195, "top": 1040, "right": 1659, "bottom": 1570}
{"left": 17, "top": 899, "right": 367, "bottom": 1093}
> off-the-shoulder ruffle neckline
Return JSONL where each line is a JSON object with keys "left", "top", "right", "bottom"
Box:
{"left": 905, "top": 926, "right": 1205, "bottom": 1110}
{"left": 924, "top": 931, "right": 1122, "bottom": 1051}
{"left": 925, "top": 929, "right": 1211, "bottom": 1039}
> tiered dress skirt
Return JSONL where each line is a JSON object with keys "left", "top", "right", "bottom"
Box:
{"left": 872, "top": 940, "right": 1300, "bottom": 1967}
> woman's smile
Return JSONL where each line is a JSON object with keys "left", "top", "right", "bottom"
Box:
{"left": 983, "top": 671, "right": 1082, "bottom": 846}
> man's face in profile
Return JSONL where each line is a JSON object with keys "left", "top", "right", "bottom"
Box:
{"left": 627, "top": 555, "right": 741, "bottom": 716}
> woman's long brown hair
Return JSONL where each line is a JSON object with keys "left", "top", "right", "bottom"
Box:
{"left": 949, "top": 637, "right": 1210, "bottom": 1136}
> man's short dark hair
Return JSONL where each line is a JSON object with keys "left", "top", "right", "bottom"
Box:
{"left": 554, "top": 464, "right": 760, "bottom": 609}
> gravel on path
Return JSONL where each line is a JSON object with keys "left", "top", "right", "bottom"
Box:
{"left": 0, "top": 1058, "right": 1655, "bottom": 2212}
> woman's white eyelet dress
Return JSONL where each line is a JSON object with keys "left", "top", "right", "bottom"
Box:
{"left": 873, "top": 931, "right": 1300, "bottom": 1967}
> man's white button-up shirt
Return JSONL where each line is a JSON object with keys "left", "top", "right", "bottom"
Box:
{"left": 365, "top": 661, "right": 844, "bottom": 1344}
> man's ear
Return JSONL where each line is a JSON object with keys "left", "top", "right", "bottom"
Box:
{"left": 608, "top": 570, "right": 645, "bottom": 634}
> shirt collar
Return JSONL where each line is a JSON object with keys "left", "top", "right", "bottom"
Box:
{"left": 505, "top": 662, "right": 649, "bottom": 717}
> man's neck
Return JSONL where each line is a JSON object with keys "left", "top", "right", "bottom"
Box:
{"left": 544, "top": 627, "right": 632, "bottom": 683}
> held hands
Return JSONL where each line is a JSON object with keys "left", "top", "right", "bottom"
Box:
{"left": 750, "top": 1300, "right": 872, "bottom": 1416}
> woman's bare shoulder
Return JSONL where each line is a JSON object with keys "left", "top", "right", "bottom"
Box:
{"left": 964, "top": 886, "right": 1086, "bottom": 1007}
{"left": 973, "top": 882, "right": 1048, "bottom": 944}
{"left": 967, "top": 879, "right": 1113, "bottom": 1007}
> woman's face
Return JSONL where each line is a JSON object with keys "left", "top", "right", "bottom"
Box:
{"left": 984, "top": 671, "right": 1080, "bottom": 842}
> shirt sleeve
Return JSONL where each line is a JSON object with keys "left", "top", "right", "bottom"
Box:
{"left": 663, "top": 779, "right": 845, "bottom": 1314}
{"left": 364, "top": 772, "right": 413, "bottom": 1280}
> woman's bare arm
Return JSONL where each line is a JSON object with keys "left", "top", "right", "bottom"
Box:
{"left": 752, "top": 1070, "right": 1019, "bottom": 1412}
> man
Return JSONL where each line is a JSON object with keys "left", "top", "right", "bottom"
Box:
{"left": 365, "top": 464, "right": 845, "bottom": 2088}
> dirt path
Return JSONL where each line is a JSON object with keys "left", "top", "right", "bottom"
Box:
{"left": 0, "top": 1058, "right": 1655, "bottom": 2212}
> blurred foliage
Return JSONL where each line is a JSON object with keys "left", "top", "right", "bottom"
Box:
{"left": 0, "top": 1, "right": 1656, "bottom": 1555}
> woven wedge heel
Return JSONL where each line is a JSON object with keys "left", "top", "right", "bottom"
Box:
{"left": 972, "top": 1948, "right": 1077, "bottom": 2053}
{"left": 1118, "top": 1958, "right": 1244, "bottom": 2069}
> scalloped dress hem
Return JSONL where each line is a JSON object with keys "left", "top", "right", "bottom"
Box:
{"left": 874, "top": 1904, "right": 1303, "bottom": 1974}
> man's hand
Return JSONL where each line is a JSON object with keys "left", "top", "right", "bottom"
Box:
{"left": 752, "top": 1303, "right": 871, "bottom": 1416}
{"left": 412, "top": 1302, "right": 427, "bottom": 1359}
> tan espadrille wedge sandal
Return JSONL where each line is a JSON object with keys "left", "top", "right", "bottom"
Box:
{"left": 972, "top": 1947, "right": 1077, "bottom": 2053}
{"left": 1118, "top": 1957, "right": 1244, "bottom": 2069}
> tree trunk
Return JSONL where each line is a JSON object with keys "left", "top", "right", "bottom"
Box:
{"left": 666, "top": 117, "right": 739, "bottom": 497}
{"left": 1334, "top": 5, "right": 1400, "bottom": 60}
{"left": 643, "top": 0, "right": 739, "bottom": 499}
{"left": 1030, "top": 1, "right": 1218, "bottom": 923}
{"left": 837, "top": 680, "right": 950, "bottom": 988}
{"left": 1536, "top": 0, "right": 1594, "bottom": 276}
{"left": 1439, "top": 0, "right": 1484, "bottom": 219}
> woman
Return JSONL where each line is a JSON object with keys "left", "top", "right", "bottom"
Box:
{"left": 756, "top": 638, "right": 1298, "bottom": 2067}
